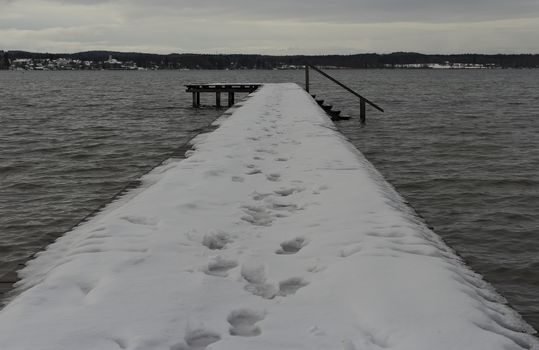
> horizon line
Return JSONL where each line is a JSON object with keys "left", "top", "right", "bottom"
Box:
{"left": 3, "top": 49, "right": 539, "bottom": 56}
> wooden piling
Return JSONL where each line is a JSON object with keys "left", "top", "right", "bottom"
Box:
{"left": 228, "top": 92, "right": 235, "bottom": 107}
{"left": 305, "top": 65, "right": 310, "bottom": 92}
{"left": 216, "top": 92, "right": 221, "bottom": 108}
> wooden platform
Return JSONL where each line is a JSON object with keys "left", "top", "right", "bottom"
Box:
{"left": 185, "top": 83, "right": 261, "bottom": 108}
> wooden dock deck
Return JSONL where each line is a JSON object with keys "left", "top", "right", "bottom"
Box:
{"left": 186, "top": 83, "right": 261, "bottom": 108}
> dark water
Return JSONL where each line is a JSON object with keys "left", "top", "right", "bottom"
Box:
{"left": 0, "top": 70, "right": 538, "bottom": 330}
{"left": 0, "top": 71, "right": 221, "bottom": 266}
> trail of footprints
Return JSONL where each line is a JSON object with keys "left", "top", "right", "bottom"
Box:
{"left": 184, "top": 228, "right": 310, "bottom": 348}
{"left": 95, "top": 96, "right": 406, "bottom": 350}
{"left": 176, "top": 115, "right": 337, "bottom": 349}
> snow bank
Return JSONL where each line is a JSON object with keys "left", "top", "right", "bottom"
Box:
{"left": 0, "top": 83, "right": 537, "bottom": 350}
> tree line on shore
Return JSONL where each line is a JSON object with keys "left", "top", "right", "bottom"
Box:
{"left": 2, "top": 50, "right": 539, "bottom": 69}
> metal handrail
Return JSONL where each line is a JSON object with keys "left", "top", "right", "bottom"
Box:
{"left": 305, "top": 64, "right": 384, "bottom": 122}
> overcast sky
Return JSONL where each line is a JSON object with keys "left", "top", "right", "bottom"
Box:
{"left": 1, "top": 0, "right": 539, "bottom": 54}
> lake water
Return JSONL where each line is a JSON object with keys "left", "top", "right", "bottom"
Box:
{"left": 0, "top": 69, "right": 538, "bottom": 330}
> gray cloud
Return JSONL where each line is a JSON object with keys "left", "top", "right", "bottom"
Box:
{"left": 117, "top": 0, "right": 539, "bottom": 22}
{"left": 1, "top": 0, "right": 538, "bottom": 53}
{"left": 41, "top": 0, "right": 539, "bottom": 22}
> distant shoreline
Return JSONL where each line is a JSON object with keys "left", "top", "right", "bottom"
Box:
{"left": 4, "top": 67, "right": 539, "bottom": 72}
{"left": 2, "top": 50, "right": 539, "bottom": 70}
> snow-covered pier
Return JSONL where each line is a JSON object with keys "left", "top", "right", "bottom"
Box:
{"left": 186, "top": 83, "right": 261, "bottom": 108}
{"left": 0, "top": 83, "right": 537, "bottom": 350}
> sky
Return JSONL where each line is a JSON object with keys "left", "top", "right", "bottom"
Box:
{"left": 1, "top": 0, "right": 539, "bottom": 54}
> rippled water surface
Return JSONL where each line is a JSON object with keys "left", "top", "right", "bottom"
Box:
{"left": 0, "top": 69, "right": 538, "bottom": 329}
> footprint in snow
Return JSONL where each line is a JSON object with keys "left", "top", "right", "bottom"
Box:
{"left": 276, "top": 237, "right": 307, "bottom": 255}
{"left": 271, "top": 202, "right": 299, "bottom": 211}
{"left": 112, "top": 338, "right": 128, "bottom": 349}
{"left": 241, "top": 263, "right": 278, "bottom": 299}
{"left": 231, "top": 176, "right": 244, "bottom": 183}
{"left": 365, "top": 231, "right": 405, "bottom": 238}
{"left": 312, "top": 184, "right": 330, "bottom": 195}
{"left": 204, "top": 169, "right": 224, "bottom": 177}
{"left": 246, "top": 169, "right": 262, "bottom": 175}
{"left": 172, "top": 329, "right": 221, "bottom": 350}
{"left": 79, "top": 233, "right": 107, "bottom": 243}
{"left": 241, "top": 205, "right": 273, "bottom": 227}
{"left": 120, "top": 215, "right": 157, "bottom": 226}
{"left": 252, "top": 192, "right": 272, "bottom": 201}
{"left": 274, "top": 187, "right": 303, "bottom": 197}
{"left": 202, "top": 231, "right": 232, "bottom": 250}
{"left": 241, "top": 263, "right": 267, "bottom": 285}
{"left": 227, "top": 309, "right": 265, "bottom": 337}
{"left": 309, "top": 326, "right": 326, "bottom": 336}
{"left": 256, "top": 148, "right": 276, "bottom": 154}
{"left": 204, "top": 256, "right": 238, "bottom": 277}
{"left": 340, "top": 244, "right": 362, "bottom": 258}
{"left": 278, "top": 277, "right": 309, "bottom": 296}
{"left": 306, "top": 264, "right": 327, "bottom": 273}
{"left": 90, "top": 226, "right": 107, "bottom": 233}
{"left": 266, "top": 173, "right": 281, "bottom": 182}
{"left": 77, "top": 281, "right": 97, "bottom": 296}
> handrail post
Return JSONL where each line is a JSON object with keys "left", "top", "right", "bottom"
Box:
{"left": 305, "top": 64, "right": 310, "bottom": 92}
{"left": 360, "top": 99, "right": 366, "bottom": 124}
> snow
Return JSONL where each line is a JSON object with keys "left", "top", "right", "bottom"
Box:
{"left": 0, "top": 83, "right": 537, "bottom": 350}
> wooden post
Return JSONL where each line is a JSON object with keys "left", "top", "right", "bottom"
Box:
{"left": 192, "top": 92, "right": 197, "bottom": 108}
{"left": 228, "top": 92, "right": 235, "bottom": 107}
{"left": 216, "top": 92, "right": 221, "bottom": 108}
{"left": 360, "top": 99, "right": 366, "bottom": 124}
{"left": 305, "top": 64, "right": 310, "bottom": 92}
{"left": 196, "top": 92, "right": 200, "bottom": 108}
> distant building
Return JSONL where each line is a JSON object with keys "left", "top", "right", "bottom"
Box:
{"left": 102, "top": 55, "right": 138, "bottom": 70}
{"left": 11, "top": 58, "right": 33, "bottom": 70}
{"left": 386, "top": 62, "right": 499, "bottom": 69}
{"left": 102, "top": 55, "right": 124, "bottom": 69}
